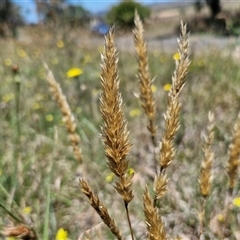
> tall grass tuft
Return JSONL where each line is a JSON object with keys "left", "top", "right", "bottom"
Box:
{"left": 45, "top": 65, "right": 82, "bottom": 162}
{"left": 199, "top": 112, "right": 214, "bottom": 237}
{"left": 81, "top": 26, "right": 135, "bottom": 239}
{"left": 81, "top": 19, "right": 191, "bottom": 240}
{"left": 133, "top": 11, "right": 158, "bottom": 173}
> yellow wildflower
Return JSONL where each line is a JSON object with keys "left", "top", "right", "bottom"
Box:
{"left": 56, "top": 228, "right": 68, "bottom": 240}
{"left": 233, "top": 197, "right": 240, "bottom": 207}
{"left": 173, "top": 52, "right": 181, "bottom": 61}
{"left": 151, "top": 84, "right": 157, "bottom": 93}
{"left": 127, "top": 168, "right": 135, "bottom": 175}
{"left": 6, "top": 237, "right": 16, "bottom": 240}
{"left": 45, "top": 114, "right": 54, "bottom": 122}
{"left": 163, "top": 83, "right": 172, "bottom": 92}
{"left": 105, "top": 173, "right": 114, "bottom": 183}
{"left": 56, "top": 40, "right": 64, "bottom": 48}
{"left": 67, "top": 68, "right": 83, "bottom": 78}
{"left": 4, "top": 58, "right": 12, "bottom": 66}
{"left": 23, "top": 206, "right": 32, "bottom": 214}
{"left": 129, "top": 108, "right": 141, "bottom": 117}
{"left": 217, "top": 213, "right": 225, "bottom": 223}
{"left": 17, "top": 49, "right": 27, "bottom": 58}
{"left": 2, "top": 93, "right": 15, "bottom": 103}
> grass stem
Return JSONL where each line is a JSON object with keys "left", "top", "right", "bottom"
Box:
{"left": 124, "top": 202, "right": 134, "bottom": 240}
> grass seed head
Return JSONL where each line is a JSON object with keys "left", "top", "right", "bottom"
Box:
{"left": 159, "top": 21, "right": 190, "bottom": 170}
{"left": 99, "top": 27, "right": 133, "bottom": 203}
{"left": 133, "top": 11, "right": 157, "bottom": 137}
{"left": 46, "top": 66, "right": 82, "bottom": 162}
{"left": 143, "top": 187, "right": 166, "bottom": 240}
{"left": 227, "top": 113, "right": 240, "bottom": 191}
{"left": 80, "top": 179, "right": 123, "bottom": 240}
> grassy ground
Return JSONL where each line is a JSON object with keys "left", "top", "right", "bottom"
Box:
{"left": 0, "top": 19, "right": 240, "bottom": 240}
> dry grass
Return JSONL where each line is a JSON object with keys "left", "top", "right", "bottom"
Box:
{"left": 45, "top": 65, "right": 82, "bottom": 163}
{"left": 79, "top": 16, "right": 191, "bottom": 240}
{"left": 0, "top": 11, "right": 240, "bottom": 240}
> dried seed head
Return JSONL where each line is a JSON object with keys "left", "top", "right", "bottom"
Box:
{"left": 154, "top": 174, "right": 168, "bottom": 201}
{"left": 227, "top": 113, "right": 240, "bottom": 191}
{"left": 45, "top": 66, "right": 82, "bottom": 162}
{"left": 80, "top": 179, "right": 123, "bottom": 240}
{"left": 133, "top": 11, "right": 157, "bottom": 137}
{"left": 159, "top": 21, "right": 190, "bottom": 170}
{"left": 199, "top": 112, "right": 215, "bottom": 198}
{"left": 99, "top": 27, "right": 133, "bottom": 203}
{"left": 1, "top": 225, "right": 37, "bottom": 240}
{"left": 143, "top": 187, "right": 166, "bottom": 240}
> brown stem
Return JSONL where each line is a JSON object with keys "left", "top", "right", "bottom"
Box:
{"left": 151, "top": 131, "right": 158, "bottom": 176}
{"left": 222, "top": 188, "right": 233, "bottom": 237}
{"left": 124, "top": 202, "right": 134, "bottom": 240}
{"left": 199, "top": 197, "right": 206, "bottom": 239}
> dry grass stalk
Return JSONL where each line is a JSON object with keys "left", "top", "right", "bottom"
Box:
{"left": 199, "top": 112, "right": 214, "bottom": 198}
{"left": 227, "top": 113, "right": 240, "bottom": 193}
{"left": 1, "top": 224, "right": 37, "bottom": 239}
{"left": 99, "top": 26, "right": 134, "bottom": 239}
{"left": 222, "top": 113, "right": 240, "bottom": 235}
{"left": 133, "top": 12, "right": 158, "bottom": 174}
{"left": 99, "top": 26, "right": 134, "bottom": 204}
{"left": 45, "top": 67, "right": 82, "bottom": 162}
{"left": 198, "top": 112, "right": 214, "bottom": 237}
{"left": 152, "top": 21, "right": 190, "bottom": 207}
{"left": 153, "top": 173, "right": 168, "bottom": 203}
{"left": 80, "top": 179, "right": 123, "bottom": 240}
{"left": 78, "top": 222, "right": 104, "bottom": 240}
{"left": 159, "top": 21, "right": 190, "bottom": 172}
{"left": 143, "top": 187, "right": 166, "bottom": 240}
{"left": 133, "top": 12, "right": 157, "bottom": 144}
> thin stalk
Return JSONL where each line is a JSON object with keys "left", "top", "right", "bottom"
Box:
{"left": 124, "top": 202, "right": 134, "bottom": 240}
{"left": 0, "top": 202, "right": 22, "bottom": 223}
{"left": 151, "top": 131, "right": 158, "bottom": 176}
{"left": 43, "top": 127, "right": 57, "bottom": 239}
{"left": 43, "top": 179, "right": 51, "bottom": 240}
{"left": 15, "top": 80, "right": 21, "bottom": 138}
{"left": 198, "top": 197, "right": 206, "bottom": 239}
{"left": 11, "top": 65, "right": 21, "bottom": 206}
{"left": 222, "top": 188, "right": 233, "bottom": 237}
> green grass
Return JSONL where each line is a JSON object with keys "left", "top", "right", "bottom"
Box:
{"left": 0, "top": 26, "right": 240, "bottom": 239}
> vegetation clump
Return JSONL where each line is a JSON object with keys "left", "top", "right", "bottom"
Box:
{"left": 106, "top": 0, "right": 150, "bottom": 28}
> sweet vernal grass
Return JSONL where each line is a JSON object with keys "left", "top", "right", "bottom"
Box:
{"left": 133, "top": 12, "right": 158, "bottom": 174}
{"left": 45, "top": 64, "right": 83, "bottom": 163}
{"left": 1, "top": 16, "right": 240, "bottom": 240}
{"left": 81, "top": 26, "right": 135, "bottom": 240}
{"left": 79, "top": 18, "right": 238, "bottom": 240}
{"left": 199, "top": 112, "right": 214, "bottom": 238}
{"left": 81, "top": 19, "right": 190, "bottom": 240}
